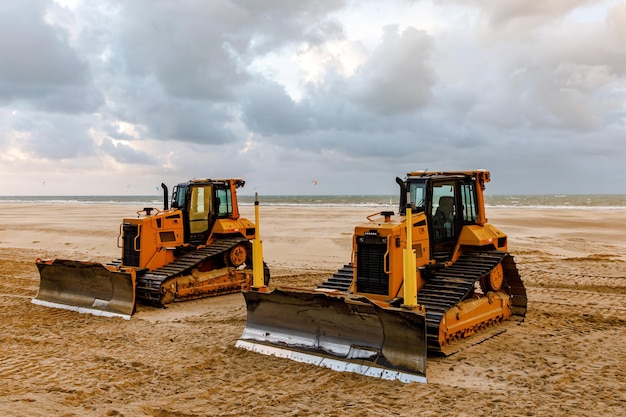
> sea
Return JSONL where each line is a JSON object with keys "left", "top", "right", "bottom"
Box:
{"left": 0, "top": 194, "right": 625, "bottom": 210}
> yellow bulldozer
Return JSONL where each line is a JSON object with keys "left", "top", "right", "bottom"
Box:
{"left": 237, "top": 170, "right": 526, "bottom": 383}
{"left": 33, "top": 178, "right": 269, "bottom": 319}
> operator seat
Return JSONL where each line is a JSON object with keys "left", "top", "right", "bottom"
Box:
{"left": 435, "top": 196, "right": 455, "bottom": 239}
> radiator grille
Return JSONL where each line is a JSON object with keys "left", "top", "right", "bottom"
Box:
{"left": 122, "top": 223, "right": 140, "bottom": 267}
{"left": 356, "top": 237, "right": 388, "bottom": 295}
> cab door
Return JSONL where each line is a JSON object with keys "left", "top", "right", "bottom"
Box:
{"left": 429, "top": 179, "right": 460, "bottom": 259}
{"left": 187, "top": 184, "right": 214, "bottom": 245}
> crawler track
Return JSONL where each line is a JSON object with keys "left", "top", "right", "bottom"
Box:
{"left": 136, "top": 237, "right": 246, "bottom": 306}
{"left": 320, "top": 250, "right": 527, "bottom": 356}
{"left": 420, "top": 251, "right": 526, "bottom": 355}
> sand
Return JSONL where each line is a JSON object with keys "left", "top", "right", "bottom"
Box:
{"left": 0, "top": 203, "right": 625, "bottom": 416}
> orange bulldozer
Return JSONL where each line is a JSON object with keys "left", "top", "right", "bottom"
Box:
{"left": 33, "top": 178, "right": 269, "bottom": 319}
{"left": 237, "top": 170, "right": 526, "bottom": 383}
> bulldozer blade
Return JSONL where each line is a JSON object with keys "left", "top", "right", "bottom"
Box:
{"left": 237, "top": 288, "right": 427, "bottom": 383}
{"left": 32, "top": 259, "right": 135, "bottom": 320}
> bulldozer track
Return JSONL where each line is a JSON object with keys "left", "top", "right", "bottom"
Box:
{"left": 320, "top": 250, "right": 527, "bottom": 357}
{"left": 419, "top": 251, "right": 526, "bottom": 356}
{"left": 135, "top": 237, "right": 246, "bottom": 306}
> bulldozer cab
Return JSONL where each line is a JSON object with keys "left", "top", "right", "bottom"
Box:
{"left": 405, "top": 173, "right": 484, "bottom": 261}
{"left": 171, "top": 179, "right": 239, "bottom": 245}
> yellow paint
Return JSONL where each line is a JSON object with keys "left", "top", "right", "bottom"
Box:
{"left": 403, "top": 206, "right": 418, "bottom": 307}
{"left": 252, "top": 192, "right": 265, "bottom": 289}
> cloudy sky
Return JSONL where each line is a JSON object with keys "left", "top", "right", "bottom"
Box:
{"left": 1, "top": 0, "right": 625, "bottom": 196}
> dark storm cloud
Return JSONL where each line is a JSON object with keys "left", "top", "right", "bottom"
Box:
{"left": 13, "top": 113, "right": 96, "bottom": 159}
{"left": 99, "top": 72, "right": 237, "bottom": 144}
{"left": 109, "top": 0, "right": 346, "bottom": 100}
{"left": 85, "top": 0, "right": 349, "bottom": 144}
{"left": 311, "top": 26, "right": 436, "bottom": 123}
{"left": 241, "top": 81, "right": 313, "bottom": 135}
{"left": 111, "top": 1, "right": 249, "bottom": 101}
{"left": 143, "top": 100, "right": 237, "bottom": 144}
{"left": 348, "top": 26, "right": 435, "bottom": 114}
{"left": 242, "top": 25, "right": 435, "bottom": 140}
{"left": 0, "top": 0, "right": 102, "bottom": 112}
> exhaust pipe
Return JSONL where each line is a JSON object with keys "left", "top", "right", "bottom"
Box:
{"left": 396, "top": 177, "right": 407, "bottom": 215}
{"left": 161, "top": 183, "right": 168, "bottom": 210}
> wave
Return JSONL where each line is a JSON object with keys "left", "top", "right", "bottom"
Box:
{"left": 1, "top": 194, "right": 625, "bottom": 209}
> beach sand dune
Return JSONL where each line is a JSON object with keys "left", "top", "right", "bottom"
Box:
{"left": 0, "top": 204, "right": 625, "bottom": 416}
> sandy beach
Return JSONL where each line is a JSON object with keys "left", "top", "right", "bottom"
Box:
{"left": 0, "top": 203, "right": 625, "bottom": 416}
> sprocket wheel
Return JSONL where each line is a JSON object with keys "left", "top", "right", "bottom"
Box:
{"left": 226, "top": 244, "right": 248, "bottom": 267}
{"left": 480, "top": 263, "right": 504, "bottom": 293}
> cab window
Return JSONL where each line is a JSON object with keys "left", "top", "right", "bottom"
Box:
{"left": 460, "top": 182, "right": 478, "bottom": 223}
{"left": 189, "top": 185, "right": 213, "bottom": 234}
{"left": 431, "top": 182, "right": 456, "bottom": 242}
{"left": 216, "top": 188, "right": 232, "bottom": 217}
{"left": 408, "top": 182, "right": 426, "bottom": 211}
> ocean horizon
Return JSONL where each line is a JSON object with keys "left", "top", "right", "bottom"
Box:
{"left": 1, "top": 194, "right": 626, "bottom": 209}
